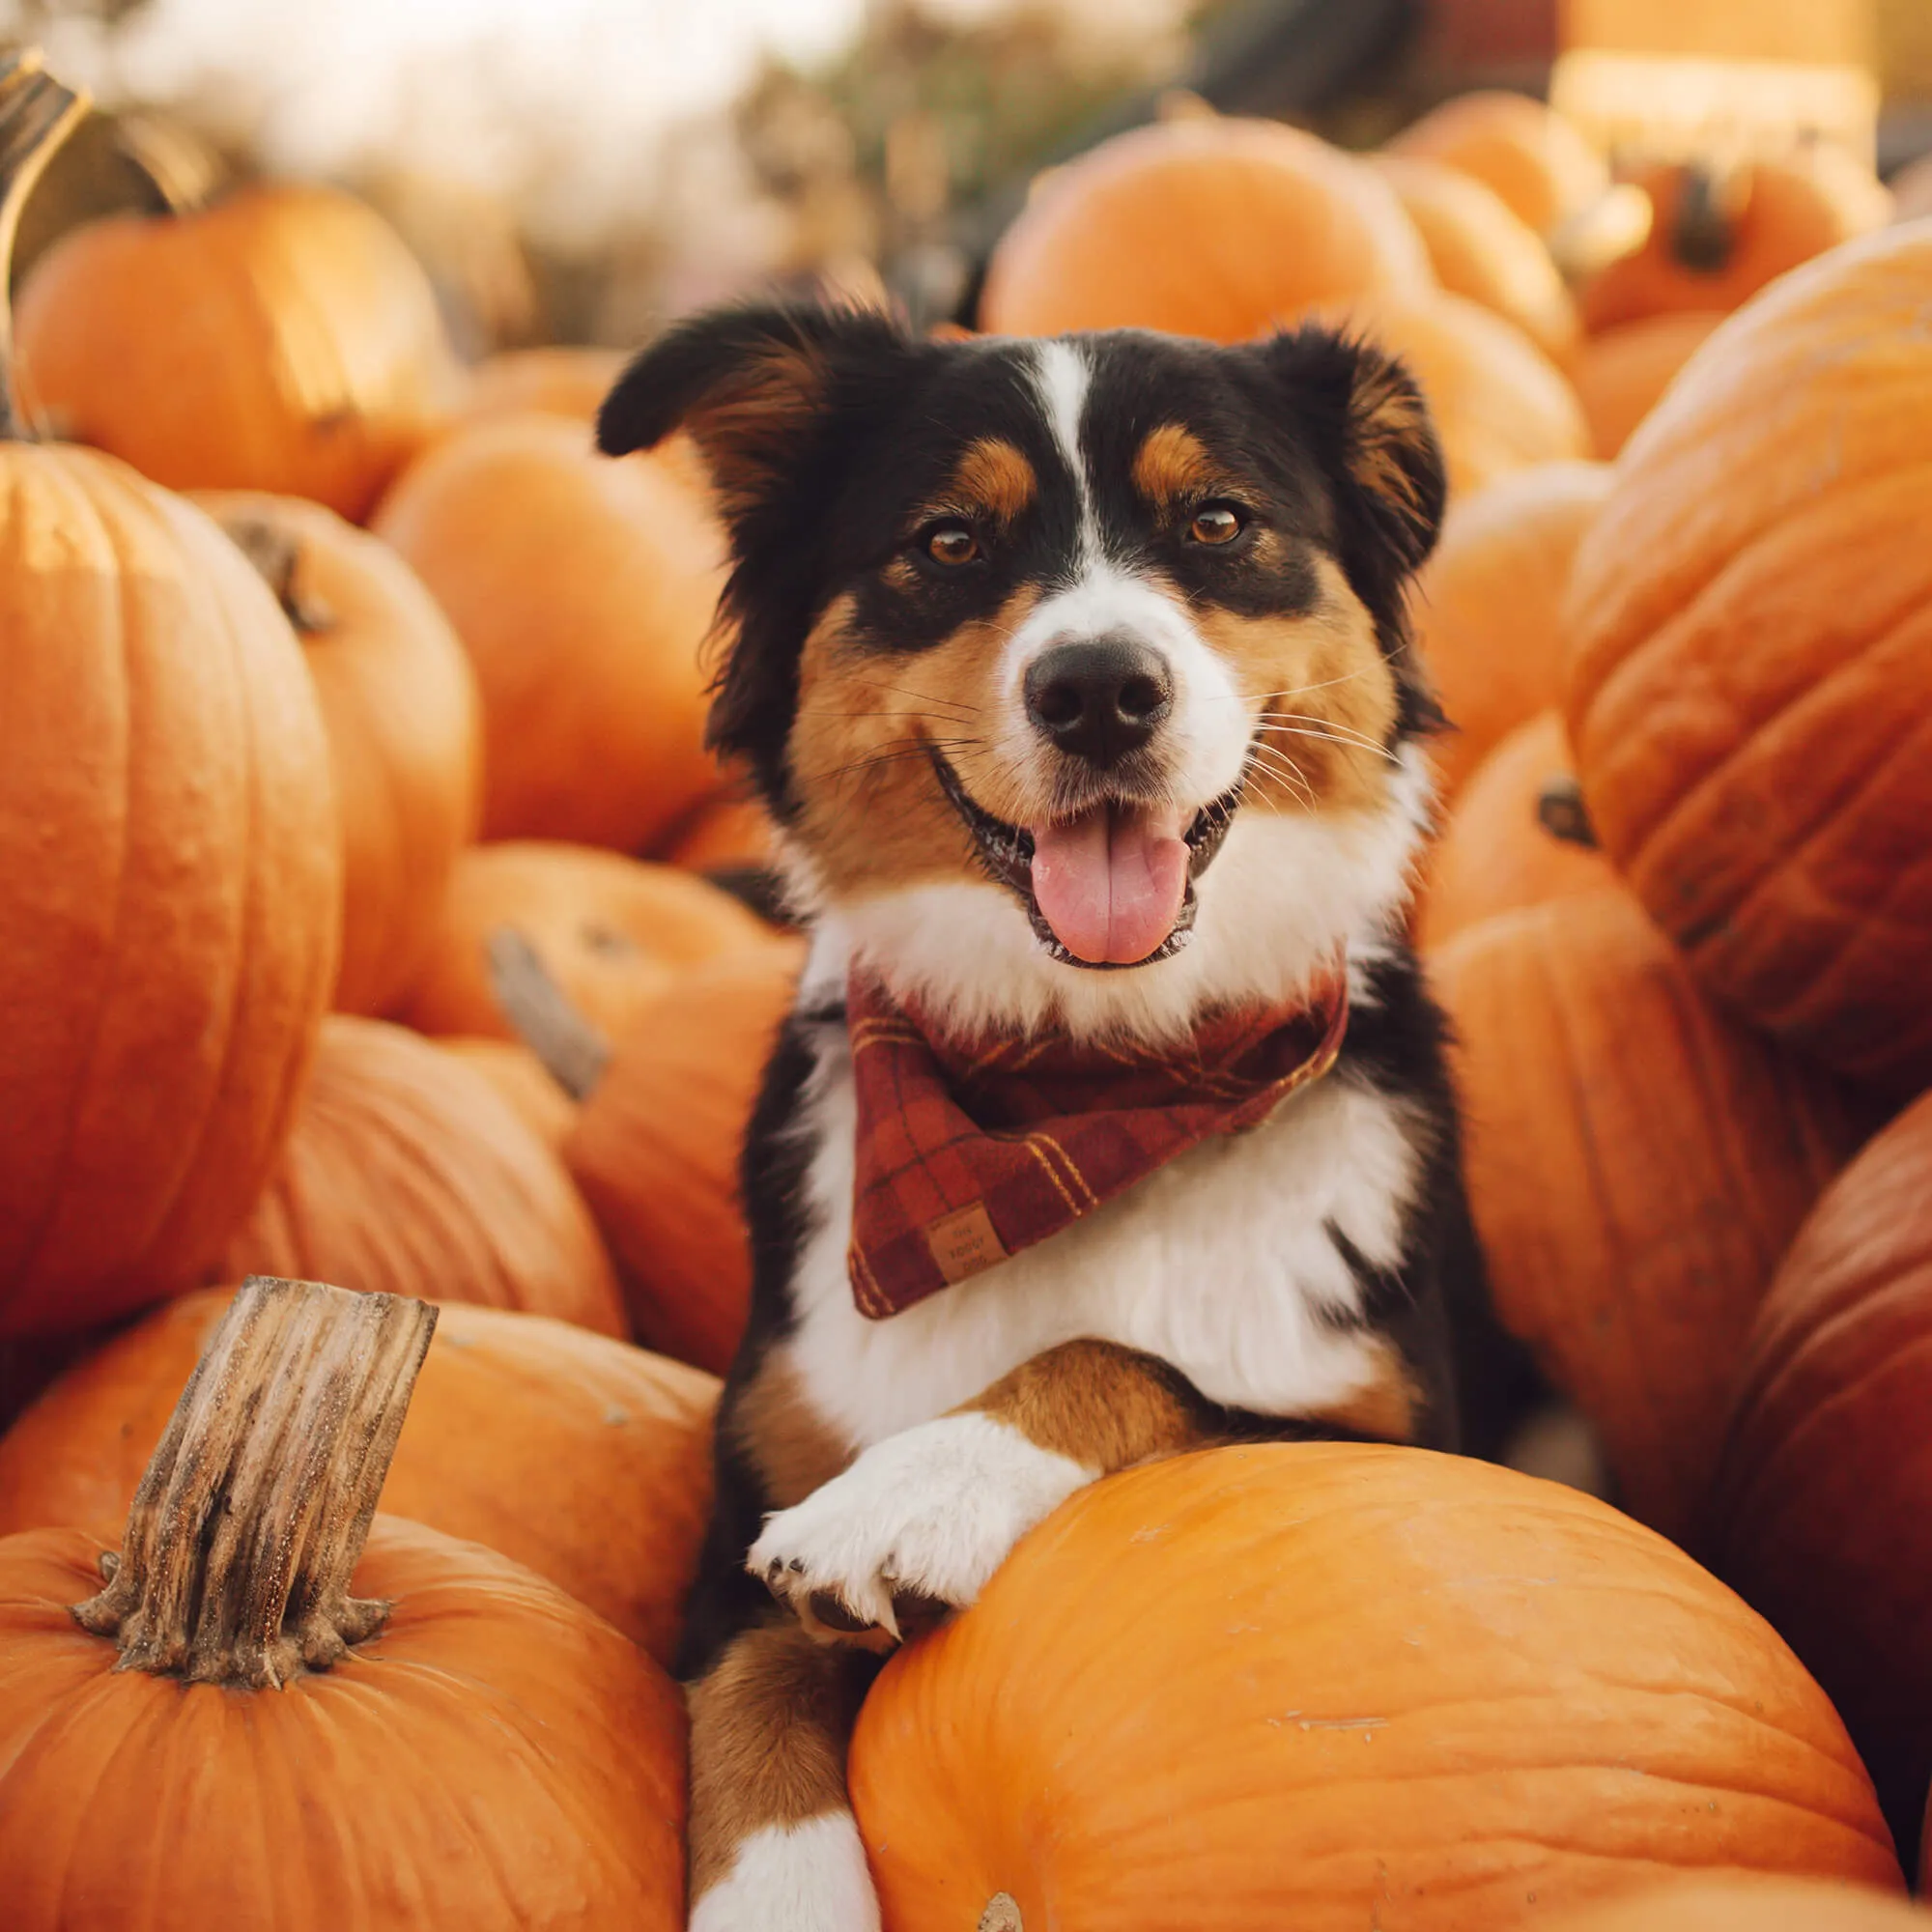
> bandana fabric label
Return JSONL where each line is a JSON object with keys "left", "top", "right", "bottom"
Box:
{"left": 845, "top": 965, "right": 1350, "bottom": 1319}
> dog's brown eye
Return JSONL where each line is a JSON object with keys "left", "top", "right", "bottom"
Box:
{"left": 1189, "top": 504, "right": 1245, "bottom": 547}
{"left": 925, "top": 523, "right": 980, "bottom": 566}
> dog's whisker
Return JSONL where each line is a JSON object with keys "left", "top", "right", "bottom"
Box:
{"left": 1257, "top": 719, "right": 1402, "bottom": 766}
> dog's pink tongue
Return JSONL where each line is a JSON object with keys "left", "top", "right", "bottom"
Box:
{"left": 1030, "top": 804, "right": 1190, "bottom": 965}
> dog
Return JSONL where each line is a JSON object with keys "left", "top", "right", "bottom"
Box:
{"left": 599, "top": 301, "right": 1507, "bottom": 1932}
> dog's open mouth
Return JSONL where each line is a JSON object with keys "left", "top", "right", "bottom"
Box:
{"left": 927, "top": 746, "right": 1239, "bottom": 970}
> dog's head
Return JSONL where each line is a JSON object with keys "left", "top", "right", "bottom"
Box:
{"left": 602, "top": 305, "right": 1445, "bottom": 1037}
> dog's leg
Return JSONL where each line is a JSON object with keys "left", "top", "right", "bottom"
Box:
{"left": 750, "top": 1338, "right": 1221, "bottom": 1641}
{"left": 687, "top": 1612, "right": 881, "bottom": 1932}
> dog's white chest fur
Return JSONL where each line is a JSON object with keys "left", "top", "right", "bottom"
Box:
{"left": 781, "top": 1016, "right": 1421, "bottom": 1449}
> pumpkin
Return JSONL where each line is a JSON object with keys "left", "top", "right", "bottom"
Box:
{"left": 1386, "top": 90, "right": 1610, "bottom": 237}
{"left": 1572, "top": 309, "right": 1727, "bottom": 458}
{"left": 1430, "top": 888, "right": 1869, "bottom": 1542}
{"left": 396, "top": 840, "right": 771, "bottom": 1043}
{"left": 979, "top": 116, "right": 1430, "bottom": 341}
{"left": 849, "top": 1444, "right": 1901, "bottom": 1932}
{"left": 1548, "top": 1877, "right": 1928, "bottom": 1932}
{"left": 0, "top": 1285, "right": 717, "bottom": 1662}
{"left": 1565, "top": 224, "right": 1932, "bottom": 1094}
{"left": 1410, "top": 458, "right": 1611, "bottom": 798}
{"left": 456, "top": 345, "right": 624, "bottom": 427}
{"left": 15, "top": 182, "right": 456, "bottom": 521}
{"left": 1370, "top": 153, "right": 1580, "bottom": 367}
{"left": 0, "top": 1275, "right": 685, "bottom": 1928}
{"left": 1330, "top": 290, "right": 1590, "bottom": 499}
{"left": 1706, "top": 1093, "right": 1932, "bottom": 1855}
{"left": 1414, "top": 712, "right": 1614, "bottom": 952}
{"left": 372, "top": 412, "right": 725, "bottom": 850}
{"left": 195, "top": 491, "right": 483, "bottom": 1016}
{"left": 215, "top": 1015, "right": 626, "bottom": 1337}
{"left": 437, "top": 1037, "right": 581, "bottom": 1150}
{"left": 536, "top": 943, "right": 804, "bottom": 1376}
{"left": 0, "top": 60, "right": 340, "bottom": 1339}
{"left": 660, "top": 790, "right": 779, "bottom": 873}
{"left": 1579, "top": 155, "right": 1892, "bottom": 334}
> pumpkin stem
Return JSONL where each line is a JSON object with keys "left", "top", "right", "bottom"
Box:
{"left": 1536, "top": 773, "right": 1600, "bottom": 850}
{"left": 489, "top": 926, "right": 613, "bottom": 1101}
{"left": 1669, "top": 160, "right": 1746, "bottom": 275}
{"left": 979, "top": 1896, "right": 1024, "bottom": 1932}
{"left": 215, "top": 510, "right": 340, "bottom": 633}
{"left": 71, "top": 1275, "right": 438, "bottom": 1689}
{"left": 0, "top": 50, "right": 89, "bottom": 442}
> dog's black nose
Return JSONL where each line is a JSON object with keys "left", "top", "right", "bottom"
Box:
{"left": 1023, "top": 637, "right": 1174, "bottom": 767}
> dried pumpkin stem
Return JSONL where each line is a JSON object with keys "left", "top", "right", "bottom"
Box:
{"left": 1536, "top": 773, "right": 1600, "bottom": 851}
{"left": 216, "top": 510, "right": 340, "bottom": 633}
{"left": 71, "top": 1275, "right": 439, "bottom": 1689}
{"left": 0, "top": 50, "right": 89, "bottom": 441}
{"left": 979, "top": 1895, "right": 1024, "bottom": 1932}
{"left": 489, "top": 925, "right": 613, "bottom": 1100}
{"left": 1669, "top": 159, "right": 1746, "bottom": 274}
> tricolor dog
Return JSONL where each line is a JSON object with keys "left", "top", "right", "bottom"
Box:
{"left": 598, "top": 302, "right": 1507, "bottom": 1932}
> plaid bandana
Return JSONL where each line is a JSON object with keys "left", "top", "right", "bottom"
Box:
{"left": 845, "top": 963, "right": 1350, "bottom": 1319}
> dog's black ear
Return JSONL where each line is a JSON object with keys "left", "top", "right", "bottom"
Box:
{"left": 597, "top": 301, "right": 913, "bottom": 521}
{"left": 1260, "top": 325, "right": 1447, "bottom": 595}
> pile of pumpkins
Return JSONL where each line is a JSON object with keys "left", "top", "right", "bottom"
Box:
{"left": 3, "top": 41, "right": 1932, "bottom": 1928}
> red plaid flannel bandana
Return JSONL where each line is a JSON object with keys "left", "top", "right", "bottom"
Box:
{"left": 845, "top": 963, "right": 1350, "bottom": 1319}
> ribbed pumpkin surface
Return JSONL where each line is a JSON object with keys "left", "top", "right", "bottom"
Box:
{"left": 0, "top": 447, "right": 340, "bottom": 1336}
{"left": 1548, "top": 1876, "right": 1926, "bottom": 1932}
{"left": 1565, "top": 224, "right": 1932, "bottom": 1093}
{"left": 850, "top": 1444, "right": 1900, "bottom": 1932}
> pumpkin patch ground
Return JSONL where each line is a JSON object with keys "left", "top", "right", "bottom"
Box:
{"left": 4, "top": 28, "right": 1932, "bottom": 1932}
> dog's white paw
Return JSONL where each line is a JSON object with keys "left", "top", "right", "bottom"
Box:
{"left": 689, "top": 1812, "right": 880, "bottom": 1932}
{"left": 748, "top": 1412, "right": 1092, "bottom": 1640}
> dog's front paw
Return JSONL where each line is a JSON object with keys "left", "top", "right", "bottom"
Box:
{"left": 747, "top": 1412, "right": 1091, "bottom": 1642}
{"left": 690, "top": 1813, "right": 878, "bottom": 1932}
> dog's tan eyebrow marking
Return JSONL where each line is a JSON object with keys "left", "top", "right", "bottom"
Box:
{"left": 938, "top": 437, "right": 1036, "bottom": 526}
{"left": 1131, "top": 422, "right": 1237, "bottom": 507}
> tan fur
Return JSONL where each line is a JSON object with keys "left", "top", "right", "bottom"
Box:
{"left": 733, "top": 1353, "right": 857, "bottom": 1509}
{"left": 787, "top": 585, "right": 1039, "bottom": 900}
{"left": 687, "top": 1617, "right": 872, "bottom": 1898}
{"left": 684, "top": 341, "right": 828, "bottom": 521}
{"left": 961, "top": 1337, "right": 1220, "bottom": 1469}
{"left": 1130, "top": 423, "right": 1237, "bottom": 510}
{"left": 1198, "top": 559, "right": 1399, "bottom": 816}
{"left": 938, "top": 438, "right": 1037, "bottom": 528}
{"left": 1346, "top": 360, "right": 1433, "bottom": 531}
{"left": 1305, "top": 1342, "right": 1423, "bottom": 1443}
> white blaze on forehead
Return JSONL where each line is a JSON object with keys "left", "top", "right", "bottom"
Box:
{"left": 1030, "top": 337, "right": 1098, "bottom": 561}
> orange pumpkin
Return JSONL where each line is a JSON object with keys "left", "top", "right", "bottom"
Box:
{"left": 195, "top": 491, "right": 483, "bottom": 1016}
{"left": 1370, "top": 153, "right": 1579, "bottom": 367}
{"left": 1565, "top": 224, "right": 1932, "bottom": 1094}
{"left": 397, "top": 840, "right": 771, "bottom": 1043}
{"left": 0, "top": 1286, "right": 717, "bottom": 1662}
{"left": 0, "top": 60, "right": 341, "bottom": 1339}
{"left": 660, "top": 790, "right": 779, "bottom": 874}
{"left": 1707, "top": 1093, "right": 1932, "bottom": 1852}
{"left": 1580, "top": 154, "right": 1892, "bottom": 334}
{"left": 216, "top": 1015, "right": 626, "bottom": 1337}
{"left": 980, "top": 116, "right": 1430, "bottom": 340}
{"left": 15, "top": 183, "right": 456, "bottom": 521}
{"left": 373, "top": 412, "right": 725, "bottom": 849}
{"left": 1414, "top": 712, "right": 1614, "bottom": 952}
{"left": 1386, "top": 90, "right": 1610, "bottom": 237}
{"left": 850, "top": 1444, "right": 1901, "bottom": 1931}
{"left": 1331, "top": 290, "right": 1590, "bottom": 499}
{"left": 1430, "top": 888, "right": 1869, "bottom": 1542}
{"left": 437, "top": 1037, "right": 581, "bottom": 1150}
{"left": 0, "top": 1276, "right": 684, "bottom": 1929}
{"left": 560, "top": 943, "right": 804, "bottom": 1375}
{"left": 1548, "top": 1877, "right": 1927, "bottom": 1932}
{"left": 455, "top": 344, "right": 624, "bottom": 427}
{"left": 1572, "top": 309, "right": 1727, "bottom": 458}
{"left": 1410, "top": 458, "right": 1611, "bottom": 798}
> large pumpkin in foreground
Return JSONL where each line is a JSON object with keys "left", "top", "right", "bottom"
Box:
{"left": 1548, "top": 1877, "right": 1927, "bottom": 1932}
{"left": 1565, "top": 224, "right": 1932, "bottom": 1094}
{"left": 0, "top": 1277, "right": 683, "bottom": 1929}
{"left": 216, "top": 1015, "right": 626, "bottom": 1336}
{"left": 0, "top": 1288, "right": 718, "bottom": 1662}
{"left": 1706, "top": 1093, "right": 1932, "bottom": 1854}
{"left": 850, "top": 1444, "right": 1900, "bottom": 1932}
{"left": 980, "top": 116, "right": 1429, "bottom": 340}
{"left": 1430, "top": 888, "right": 1868, "bottom": 1543}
